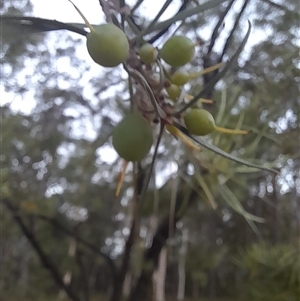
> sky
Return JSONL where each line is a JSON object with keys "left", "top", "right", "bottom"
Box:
{"left": 2, "top": 0, "right": 270, "bottom": 110}
{"left": 2, "top": 0, "right": 269, "bottom": 115}
{"left": 31, "top": 0, "right": 268, "bottom": 46}
{"left": 3, "top": 0, "right": 269, "bottom": 127}
{"left": 2, "top": 0, "right": 294, "bottom": 194}
{"left": 2, "top": 0, "right": 298, "bottom": 250}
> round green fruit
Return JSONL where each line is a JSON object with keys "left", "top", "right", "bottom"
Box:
{"left": 184, "top": 109, "right": 215, "bottom": 136}
{"left": 166, "top": 84, "right": 181, "bottom": 101}
{"left": 112, "top": 113, "right": 153, "bottom": 162}
{"left": 160, "top": 36, "right": 195, "bottom": 67}
{"left": 139, "top": 43, "right": 157, "bottom": 64}
{"left": 87, "top": 24, "right": 129, "bottom": 67}
{"left": 170, "top": 70, "right": 190, "bottom": 86}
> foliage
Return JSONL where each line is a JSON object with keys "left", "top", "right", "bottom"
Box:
{"left": 1, "top": 0, "right": 299, "bottom": 301}
{"left": 234, "top": 243, "right": 300, "bottom": 301}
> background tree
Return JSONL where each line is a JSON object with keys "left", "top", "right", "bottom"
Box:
{"left": 1, "top": 0, "right": 299, "bottom": 301}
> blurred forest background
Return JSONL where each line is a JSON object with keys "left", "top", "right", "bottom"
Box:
{"left": 1, "top": 0, "right": 299, "bottom": 301}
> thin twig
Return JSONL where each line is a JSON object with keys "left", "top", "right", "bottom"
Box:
{"left": 147, "top": 0, "right": 191, "bottom": 44}
{"left": 219, "top": 0, "right": 250, "bottom": 62}
{"left": 137, "top": 0, "right": 173, "bottom": 41}
{"left": 146, "top": 0, "right": 228, "bottom": 38}
{"left": 127, "top": 67, "right": 167, "bottom": 119}
{"left": 125, "top": 15, "right": 142, "bottom": 35}
{"left": 207, "top": 0, "right": 236, "bottom": 54}
{"left": 138, "top": 123, "right": 165, "bottom": 209}
{"left": 131, "top": 0, "right": 145, "bottom": 13}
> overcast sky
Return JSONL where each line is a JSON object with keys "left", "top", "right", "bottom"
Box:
{"left": 4, "top": 0, "right": 294, "bottom": 193}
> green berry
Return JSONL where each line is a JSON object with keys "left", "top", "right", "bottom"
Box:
{"left": 166, "top": 84, "right": 181, "bottom": 101}
{"left": 87, "top": 24, "right": 129, "bottom": 67}
{"left": 184, "top": 109, "right": 215, "bottom": 136}
{"left": 112, "top": 113, "right": 153, "bottom": 161}
{"left": 139, "top": 43, "right": 157, "bottom": 64}
{"left": 171, "top": 70, "right": 190, "bottom": 86}
{"left": 160, "top": 36, "right": 195, "bottom": 67}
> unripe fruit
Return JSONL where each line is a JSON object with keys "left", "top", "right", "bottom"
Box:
{"left": 160, "top": 36, "right": 195, "bottom": 67}
{"left": 68, "top": 1, "right": 129, "bottom": 68}
{"left": 139, "top": 43, "right": 157, "bottom": 64}
{"left": 171, "top": 70, "right": 190, "bottom": 86}
{"left": 184, "top": 109, "right": 215, "bottom": 136}
{"left": 184, "top": 109, "right": 249, "bottom": 136}
{"left": 112, "top": 113, "right": 153, "bottom": 162}
{"left": 166, "top": 84, "right": 181, "bottom": 101}
{"left": 87, "top": 24, "right": 129, "bottom": 67}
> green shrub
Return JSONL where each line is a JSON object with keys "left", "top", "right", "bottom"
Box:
{"left": 234, "top": 243, "right": 300, "bottom": 301}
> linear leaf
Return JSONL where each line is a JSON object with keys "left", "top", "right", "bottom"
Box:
{"left": 146, "top": 0, "right": 229, "bottom": 35}
{"left": 194, "top": 171, "right": 217, "bottom": 209}
{"left": 220, "top": 185, "right": 265, "bottom": 223}
{"left": 187, "top": 131, "right": 278, "bottom": 173}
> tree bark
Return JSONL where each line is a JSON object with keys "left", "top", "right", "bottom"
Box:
{"left": 127, "top": 216, "right": 175, "bottom": 301}
{"left": 110, "top": 219, "right": 136, "bottom": 301}
{"left": 127, "top": 187, "right": 198, "bottom": 301}
{"left": 153, "top": 246, "right": 167, "bottom": 301}
{"left": 58, "top": 236, "right": 77, "bottom": 300}
{"left": 177, "top": 229, "right": 188, "bottom": 301}
{"left": 271, "top": 174, "right": 280, "bottom": 244}
{"left": 122, "top": 272, "right": 132, "bottom": 297}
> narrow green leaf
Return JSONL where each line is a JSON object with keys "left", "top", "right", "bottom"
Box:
{"left": 245, "top": 219, "right": 263, "bottom": 240}
{"left": 220, "top": 185, "right": 265, "bottom": 223}
{"left": 189, "top": 133, "right": 278, "bottom": 173}
{"left": 215, "top": 89, "right": 227, "bottom": 125}
{"left": 194, "top": 171, "right": 217, "bottom": 209}
{"left": 172, "top": 117, "right": 278, "bottom": 174}
{"left": 234, "top": 166, "right": 265, "bottom": 173}
{"left": 247, "top": 128, "right": 279, "bottom": 144}
{"left": 236, "top": 110, "right": 245, "bottom": 131}
{"left": 147, "top": 0, "right": 229, "bottom": 35}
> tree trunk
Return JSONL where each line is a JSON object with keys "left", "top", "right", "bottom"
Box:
{"left": 271, "top": 175, "right": 280, "bottom": 244}
{"left": 208, "top": 268, "right": 217, "bottom": 300}
{"left": 127, "top": 187, "right": 198, "bottom": 301}
{"left": 110, "top": 219, "right": 136, "bottom": 301}
{"left": 153, "top": 246, "right": 167, "bottom": 301}
{"left": 123, "top": 272, "right": 132, "bottom": 297}
{"left": 192, "top": 279, "right": 199, "bottom": 299}
{"left": 177, "top": 229, "right": 188, "bottom": 301}
{"left": 58, "top": 237, "right": 77, "bottom": 299}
